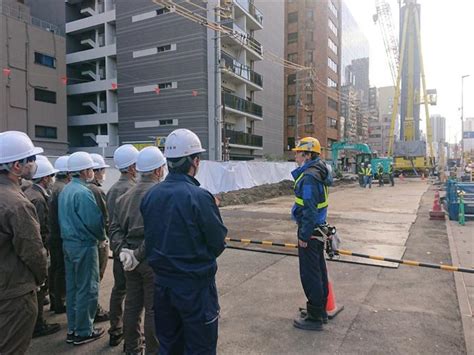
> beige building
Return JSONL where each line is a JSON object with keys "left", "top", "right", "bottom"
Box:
{"left": 0, "top": 0, "right": 67, "bottom": 155}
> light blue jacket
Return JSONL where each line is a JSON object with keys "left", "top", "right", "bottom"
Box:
{"left": 59, "top": 178, "right": 104, "bottom": 247}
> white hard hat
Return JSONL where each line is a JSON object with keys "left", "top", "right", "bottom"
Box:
{"left": 54, "top": 155, "right": 69, "bottom": 173}
{"left": 136, "top": 146, "right": 166, "bottom": 172}
{"left": 67, "top": 152, "right": 97, "bottom": 172}
{"left": 33, "top": 155, "right": 59, "bottom": 179}
{"left": 114, "top": 144, "right": 139, "bottom": 170}
{"left": 90, "top": 153, "right": 110, "bottom": 169}
{"left": 164, "top": 129, "right": 206, "bottom": 158}
{"left": 0, "top": 131, "right": 43, "bottom": 164}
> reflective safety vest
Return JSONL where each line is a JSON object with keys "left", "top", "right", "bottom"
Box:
{"left": 294, "top": 173, "right": 329, "bottom": 209}
{"left": 365, "top": 168, "right": 372, "bottom": 176}
{"left": 388, "top": 165, "right": 393, "bottom": 174}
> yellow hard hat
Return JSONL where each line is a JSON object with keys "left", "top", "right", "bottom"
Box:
{"left": 292, "top": 137, "right": 321, "bottom": 153}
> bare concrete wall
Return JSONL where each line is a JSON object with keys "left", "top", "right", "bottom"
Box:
{"left": 0, "top": 7, "right": 68, "bottom": 155}
{"left": 254, "top": 0, "right": 285, "bottom": 159}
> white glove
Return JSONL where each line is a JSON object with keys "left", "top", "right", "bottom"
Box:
{"left": 119, "top": 248, "right": 139, "bottom": 271}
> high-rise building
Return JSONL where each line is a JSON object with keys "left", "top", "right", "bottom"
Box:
{"left": 430, "top": 114, "right": 446, "bottom": 143}
{"left": 0, "top": 0, "right": 68, "bottom": 154}
{"left": 284, "top": 0, "right": 342, "bottom": 157}
{"left": 65, "top": 0, "right": 118, "bottom": 156}
{"left": 368, "top": 85, "right": 395, "bottom": 155}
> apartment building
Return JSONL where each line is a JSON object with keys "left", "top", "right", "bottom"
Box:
{"left": 65, "top": 0, "right": 118, "bottom": 156}
{"left": 284, "top": 0, "right": 342, "bottom": 158}
{"left": 0, "top": 0, "right": 67, "bottom": 154}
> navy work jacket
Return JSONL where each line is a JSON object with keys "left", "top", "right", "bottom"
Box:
{"left": 141, "top": 172, "right": 227, "bottom": 289}
{"left": 291, "top": 158, "right": 330, "bottom": 242}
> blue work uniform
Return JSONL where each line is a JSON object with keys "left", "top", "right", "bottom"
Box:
{"left": 59, "top": 178, "right": 104, "bottom": 337}
{"left": 141, "top": 172, "right": 227, "bottom": 355}
{"left": 291, "top": 158, "right": 330, "bottom": 310}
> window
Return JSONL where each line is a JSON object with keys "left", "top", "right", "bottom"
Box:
{"left": 306, "top": 51, "right": 313, "bottom": 63}
{"left": 132, "top": 7, "right": 169, "bottom": 22}
{"left": 133, "top": 81, "right": 178, "bottom": 94}
{"left": 306, "top": 9, "right": 314, "bottom": 21}
{"left": 288, "top": 53, "right": 298, "bottom": 63}
{"left": 306, "top": 113, "right": 313, "bottom": 123}
{"left": 288, "top": 32, "right": 298, "bottom": 44}
{"left": 288, "top": 115, "right": 296, "bottom": 126}
{"left": 306, "top": 31, "right": 314, "bottom": 42}
{"left": 35, "top": 125, "right": 57, "bottom": 139}
{"left": 287, "top": 137, "right": 296, "bottom": 150}
{"left": 328, "top": 19, "right": 338, "bottom": 36}
{"left": 306, "top": 93, "right": 313, "bottom": 104}
{"left": 327, "top": 78, "right": 337, "bottom": 88}
{"left": 329, "top": 1, "right": 338, "bottom": 18}
{"left": 132, "top": 44, "right": 176, "bottom": 58}
{"left": 328, "top": 38, "right": 338, "bottom": 54}
{"left": 327, "top": 117, "right": 337, "bottom": 129}
{"left": 328, "top": 57, "right": 337, "bottom": 73}
{"left": 288, "top": 12, "right": 298, "bottom": 23}
{"left": 34, "top": 89, "right": 56, "bottom": 104}
{"left": 287, "top": 73, "right": 296, "bottom": 85}
{"left": 287, "top": 95, "right": 296, "bottom": 106}
{"left": 34, "top": 52, "right": 56, "bottom": 68}
{"left": 328, "top": 97, "right": 338, "bottom": 111}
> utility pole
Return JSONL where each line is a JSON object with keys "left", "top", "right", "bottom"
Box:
{"left": 214, "top": 4, "right": 223, "bottom": 161}
{"left": 461, "top": 74, "right": 470, "bottom": 168}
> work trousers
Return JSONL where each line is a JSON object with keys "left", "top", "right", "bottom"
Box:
{"left": 154, "top": 281, "right": 219, "bottom": 355}
{"left": 298, "top": 239, "right": 329, "bottom": 309}
{"left": 49, "top": 240, "right": 66, "bottom": 312}
{"left": 378, "top": 174, "right": 384, "bottom": 186}
{"left": 63, "top": 245, "right": 100, "bottom": 337}
{"left": 389, "top": 173, "right": 395, "bottom": 186}
{"left": 109, "top": 257, "right": 127, "bottom": 336}
{"left": 124, "top": 262, "right": 159, "bottom": 354}
{"left": 98, "top": 242, "right": 109, "bottom": 281}
{"left": 364, "top": 176, "right": 372, "bottom": 188}
{"left": 0, "top": 291, "right": 37, "bottom": 355}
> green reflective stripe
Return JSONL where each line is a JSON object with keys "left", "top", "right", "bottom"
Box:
{"left": 294, "top": 173, "right": 304, "bottom": 188}
{"left": 295, "top": 197, "right": 304, "bottom": 206}
{"left": 294, "top": 184, "right": 328, "bottom": 209}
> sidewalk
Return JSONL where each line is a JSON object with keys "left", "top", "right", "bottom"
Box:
{"left": 446, "top": 219, "right": 473, "bottom": 355}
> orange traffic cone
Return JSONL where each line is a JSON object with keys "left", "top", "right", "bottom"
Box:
{"left": 326, "top": 280, "right": 344, "bottom": 319}
{"left": 429, "top": 190, "right": 445, "bottom": 220}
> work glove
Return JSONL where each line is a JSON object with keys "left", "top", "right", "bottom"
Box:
{"left": 119, "top": 248, "right": 139, "bottom": 271}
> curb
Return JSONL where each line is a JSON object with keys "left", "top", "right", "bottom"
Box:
{"left": 446, "top": 219, "right": 472, "bottom": 355}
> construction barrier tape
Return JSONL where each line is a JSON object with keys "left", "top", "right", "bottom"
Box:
{"left": 225, "top": 237, "right": 474, "bottom": 274}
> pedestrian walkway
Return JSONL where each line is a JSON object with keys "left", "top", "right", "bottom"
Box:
{"left": 447, "top": 219, "right": 473, "bottom": 355}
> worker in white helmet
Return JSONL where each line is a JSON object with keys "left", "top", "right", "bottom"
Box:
{"left": 24, "top": 156, "right": 61, "bottom": 338}
{"left": 48, "top": 155, "right": 71, "bottom": 315}
{"left": 106, "top": 144, "right": 139, "bottom": 347}
{"left": 0, "top": 131, "right": 47, "bottom": 354}
{"left": 58, "top": 152, "right": 105, "bottom": 345}
{"left": 141, "top": 129, "right": 227, "bottom": 354}
{"left": 110, "top": 146, "right": 165, "bottom": 354}
{"left": 88, "top": 153, "right": 111, "bottom": 324}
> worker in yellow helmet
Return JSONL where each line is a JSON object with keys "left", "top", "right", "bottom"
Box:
{"left": 291, "top": 137, "right": 332, "bottom": 331}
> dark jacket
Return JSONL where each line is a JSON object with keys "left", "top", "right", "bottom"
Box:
{"left": 48, "top": 179, "right": 67, "bottom": 246}
{"left": 141, "top": 173, "right": 228, "bottom": 289}
{"left": 88, "top": 180, "right": 108, "bottom": 238}
{"left": 291, "top": 158, "right": 330, "bottom": 242}
{"left": 24, "top": 184, "right": 50, "bottom": 245}
{"left": 106, "top": 174, "right": 135, "bottom": 244}
{"left": 110, "top": 174, "right": 156, "bottom": 261}
{"left": 0, "top": 174, "right": 47, "bottom": 300}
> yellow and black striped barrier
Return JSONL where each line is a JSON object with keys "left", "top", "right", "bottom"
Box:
{"left": 224, "top": 237, "right": 474, "bottom": 274}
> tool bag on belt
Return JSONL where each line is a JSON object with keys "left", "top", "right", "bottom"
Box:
{"left": 311, "top": 224, "right": 341, "bottom": 258}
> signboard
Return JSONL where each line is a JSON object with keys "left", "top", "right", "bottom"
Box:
{"left": 463, "top": 131, "right": 474, "bottom": 139}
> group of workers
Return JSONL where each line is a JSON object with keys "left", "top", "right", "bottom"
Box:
{"left": 359, "top": 162, "right": 395, "bottom": 188}
{"left": 0, "top": 128, "right": 333, "bottom": 354}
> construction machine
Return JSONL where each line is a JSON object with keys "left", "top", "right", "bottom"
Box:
{"left": 374, "top": 0, "right": 436, "bottom": 175}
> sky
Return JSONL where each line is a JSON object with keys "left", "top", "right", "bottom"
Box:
{"left": 344, "top": 0, "right": 474, "bottom": 143}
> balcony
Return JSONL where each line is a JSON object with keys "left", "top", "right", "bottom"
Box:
{"left": 221, "top": 22, "right": 263, "bottom": 60}
{"left": 222, "top": 92, "right": 263, "bottom": 120}
{"left": 232, "top": 0, "right": 263, "bottom": 30}
{"left": 225, "top": 129, "right": 263, "bottom": 148}
{"left": 221, "top": 52, "right": 263, "bottom": 90}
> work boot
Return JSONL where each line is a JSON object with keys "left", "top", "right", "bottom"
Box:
{"left": 293, "top": 303, "right": 323, "bottom": 331}
{"left": 95, "top": 304, "right": 110, "bottom": 322}
{"left": 109, "top": 332, "right": 124, "bottom": 347}
{"left": 33, "top": 321, "right": 61, "bottom": 338}
{"left": 298, "top": 307, "right": 328, "bottom": 324}
{"left": 73, "top": 327, "right": 105, "bottom": 346}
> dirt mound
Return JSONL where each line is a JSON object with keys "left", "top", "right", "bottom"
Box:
{"left": 216, "top": 178, "right": 355, "bottom": 207}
